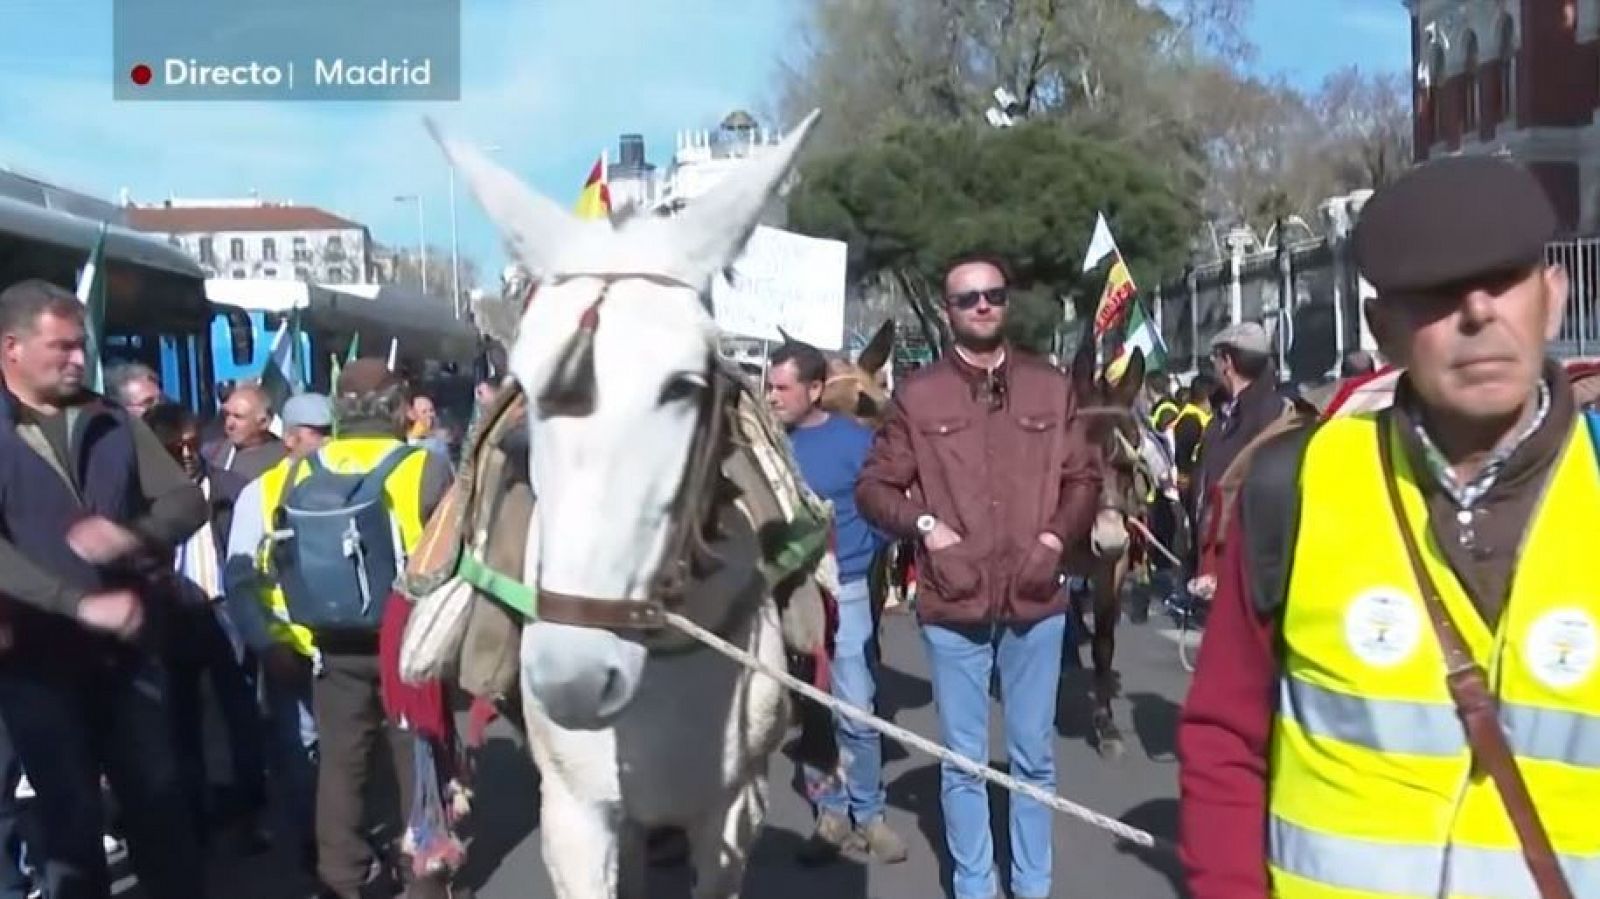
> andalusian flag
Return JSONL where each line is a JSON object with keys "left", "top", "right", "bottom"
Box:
{"left": 1113, "top": 299, "right": 1167, "bottom": 372}
{"left": 573, "top": 151, "right": 611, "bottom": 220}
{"left": 75, "top": 221, "right": 109, "bottom": 393}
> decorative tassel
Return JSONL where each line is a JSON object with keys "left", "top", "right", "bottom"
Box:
{"left": 537, "top": 301, "right": 601, "bottom": 417}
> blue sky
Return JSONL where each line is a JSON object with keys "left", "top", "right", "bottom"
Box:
{"left": 0, "top": 0, "right": 1411, "bottom": 287}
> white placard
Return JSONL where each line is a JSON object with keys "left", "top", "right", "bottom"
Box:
{"left": 712, "top": 225, "right": 847, "bottom": 351}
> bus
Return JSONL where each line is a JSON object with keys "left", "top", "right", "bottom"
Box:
{"left": 0, "top": 192, "right": 217, "bottom": 413}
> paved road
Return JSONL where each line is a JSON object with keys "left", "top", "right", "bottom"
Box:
{"left": 178, "top": 606, "right": 1198, "bottom": 898}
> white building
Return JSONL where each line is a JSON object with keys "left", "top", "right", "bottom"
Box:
{"left": 126, "top": 197, "right": 374, "bottom": 284}
{"left": 604, "top": 110, "right": 794, "bottom": 226}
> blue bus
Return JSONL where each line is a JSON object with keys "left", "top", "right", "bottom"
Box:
{"left": 0, "top": 193, "right": 217, "bottom": 413}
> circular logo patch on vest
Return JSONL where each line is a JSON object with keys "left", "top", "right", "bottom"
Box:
{"left": 1524, "top": 608, "right": 1599, "bottom": 690}
{"left": 1343, "top": 589, "right": 1423, "bottom": 668}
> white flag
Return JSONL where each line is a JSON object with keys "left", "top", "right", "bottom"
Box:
{"left": 1082, "top": 212, "right": 1120, "bottom": 273}
{"left": 386, "top": 337, "right": 399, "bottom": 371}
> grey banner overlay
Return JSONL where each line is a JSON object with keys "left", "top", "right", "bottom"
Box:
{"left": 114, "top": 0, "right": 460, "bottom": 101}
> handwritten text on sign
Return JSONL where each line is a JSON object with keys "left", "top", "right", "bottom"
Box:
{"left": 712, "top": 225, "right": 847, "bottom": 351}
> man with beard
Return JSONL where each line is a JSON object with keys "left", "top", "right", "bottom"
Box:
{"left": 856, "top": 254, "right": 1101, "bottom": 899}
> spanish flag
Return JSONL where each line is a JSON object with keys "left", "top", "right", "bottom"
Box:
{"left": 574, "top": 152, "right": 611, "bottom": 220}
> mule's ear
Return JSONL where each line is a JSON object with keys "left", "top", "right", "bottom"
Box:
{"left": 623, "top": 109, "right": 821, "bottom": 289}
{"left": 427, "top": 117, "right": 587, "bottom": 279}
{"left": 1110, "top": 349, "right": 1146, "bottom": 406}
{"left": 857, "top": 319, "right": 895, "bottom": 375}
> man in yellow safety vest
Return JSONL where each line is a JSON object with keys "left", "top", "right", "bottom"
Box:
{"left": 1179, "top": 155, "right": 1593, "bottom": 898}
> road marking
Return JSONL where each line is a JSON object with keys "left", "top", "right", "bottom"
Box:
{"left": 1155, "top": 627, "right": 1203, "bottom": 647}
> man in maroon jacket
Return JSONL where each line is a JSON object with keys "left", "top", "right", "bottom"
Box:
{"left": 855, "top": 254, "right": 1101, "bottom": 899}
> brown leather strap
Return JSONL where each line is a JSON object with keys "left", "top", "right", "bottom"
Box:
{"left": 536, "top": 590, "right": 665, "bottom": 630}
{"left": 1376, "top": 414, "right": 1574, "bottom": 899}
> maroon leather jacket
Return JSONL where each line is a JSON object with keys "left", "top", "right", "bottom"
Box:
{"left": 854, "top": 348, "right": 1101, "bottom": 626}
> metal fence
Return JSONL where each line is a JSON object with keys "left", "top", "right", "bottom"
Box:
{"left": 1151, "top": 225, "right": 1600, "bottom": 383}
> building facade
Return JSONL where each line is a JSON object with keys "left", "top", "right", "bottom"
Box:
{"left": 126, "top": 199, "right": 374, "bottom": 284}
{"left": 1408, "top": 0, "right": 1600, "bottom": 232}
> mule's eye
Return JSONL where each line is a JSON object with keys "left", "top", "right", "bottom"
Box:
{"left": 659, "top": 372, "right": 708, "bottom": 405}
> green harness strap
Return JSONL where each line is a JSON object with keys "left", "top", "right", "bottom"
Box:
{"left": 456, "top": 551, "right": 538, "bottom": 620}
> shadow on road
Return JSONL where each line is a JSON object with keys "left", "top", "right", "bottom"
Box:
{"left": 1055, "top": 666, "right": 1097, "bottom": 744}
{"left": 1114, "top": 798, "right": 1188, "bottom": 898}
{"left": 876, "top": 662, "right": 933, "bottom": 720}
{"left": 642, "top": 826, "right": 872, "bottom": 897}
{"left": 456, "top": 735, "right": 542, "bottom": 891}
{"left": 1127, "top": 692, "right": 1181, "bottom": 763}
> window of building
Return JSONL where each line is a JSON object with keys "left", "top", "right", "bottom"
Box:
{"left": 263, "top": 267, "right": 278, "bottom": 278}
{"left": 229, "top": 238, "right": 244, "bottom": 262}
{"left": 1462, "top": 31, "right": 1480, "bottom": 135}
{"left": 325, "top": 235, "right": 345, "bottom": 260}
{"left": 1498, "top": 15, "right": 1516, "bottom": 124}
{"left": 326, "top": 267, "right": 344, "bottom": 284}
{"left": 231, "top": 268, "right": 245, "bottom": 279}
{"left": 198, "top": 237, "right": 214, "bottom": 264}
{"left": 293, "top": 236, "right": 309, "bottom": 261}
{"left": 263, "top": 237, "right": 277, "bottom": 262}
{"left": 294, "top": 266, "right": 309, "bottom": 281}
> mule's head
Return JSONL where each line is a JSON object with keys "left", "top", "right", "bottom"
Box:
{"left": 818, "top": 320, "right": 894, "bottom": 424}
{"left": 1070, "top": 333, "right": 1147, "bottom": 508}
{"left": 433, "top": 111, "right": 820, "bottom": 729}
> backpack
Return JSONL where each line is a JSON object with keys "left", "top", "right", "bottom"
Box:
{"left": 274, "top": 445, "right": 419, "bottom": 632}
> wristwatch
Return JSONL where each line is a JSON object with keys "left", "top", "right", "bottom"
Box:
{"left": 915, "top": 514, "right": 938, "bottom": 536}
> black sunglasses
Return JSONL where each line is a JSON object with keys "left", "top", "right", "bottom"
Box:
{"left": 945, "top": 287, "right": 1009, "bottom": 310}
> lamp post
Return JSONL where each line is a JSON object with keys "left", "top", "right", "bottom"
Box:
{"left": 448, "top": 143, "right": 501, "bottom": 320}
{"left": 393, "top": 194, "right": 427, "bottom": 294}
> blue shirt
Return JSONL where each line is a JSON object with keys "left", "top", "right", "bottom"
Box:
{"left": 788, "top": 413, "right": 884, "bottom": 585}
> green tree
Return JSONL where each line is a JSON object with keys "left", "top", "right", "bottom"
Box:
{"left": 788, "top": 120, "right": 1196, "bottom": 352}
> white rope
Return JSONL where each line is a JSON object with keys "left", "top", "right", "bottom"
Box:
{"left": 662, "top": 610, "right": 1176, "bottom": 855}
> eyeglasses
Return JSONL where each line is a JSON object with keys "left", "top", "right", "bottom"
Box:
{"left": 945, "top": 287, "right": 1009, "bottom": 310}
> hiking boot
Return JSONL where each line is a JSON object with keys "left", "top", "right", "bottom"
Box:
{"left": 857, "top": 817, "right": 908, "bottom": 864}
{"left": 796, "top": 812, "right": 861, "bottom": 865}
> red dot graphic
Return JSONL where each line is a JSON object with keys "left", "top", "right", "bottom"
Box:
{"left": 130, "top": 64, "right": 153, "bottom": 86}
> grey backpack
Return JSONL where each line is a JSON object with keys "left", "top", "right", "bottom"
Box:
{"left": 274, "top": 446, "right": 418, "bottom": 631}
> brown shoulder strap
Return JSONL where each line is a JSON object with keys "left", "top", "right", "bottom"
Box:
{"left": 1376, "top": 413, "right": 1573, "bottom": 899}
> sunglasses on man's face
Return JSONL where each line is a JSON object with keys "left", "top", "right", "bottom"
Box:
{"left": 945, "top": 287, "right": 1009, "bottom": 310}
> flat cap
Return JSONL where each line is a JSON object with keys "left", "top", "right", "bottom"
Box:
{"left": 336, "top": 358, "right": 402, "bottom": 397}
{"left": 1210, "top": 321, "right": 1270, "bottom": 356}
{"left": 282, "top": 392, "right": 333, "bottom": 429}
{"left": 1354, "top": 155, "right": 1556, "bottom": 294}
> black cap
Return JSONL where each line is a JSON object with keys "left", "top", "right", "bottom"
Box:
{"left": 1353, "top": 155, "right": 1556, "bottom": 295}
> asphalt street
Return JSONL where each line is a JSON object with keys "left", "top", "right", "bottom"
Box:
{"left": 159, "top": 605, "right": 1199, "bottom": 898}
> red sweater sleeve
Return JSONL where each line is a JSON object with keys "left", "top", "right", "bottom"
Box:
{"left": 1178, "top": 511, "right": 1279, "bottom": 899}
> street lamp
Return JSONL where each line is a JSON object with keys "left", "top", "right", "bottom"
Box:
{"left": 393, "top": 194, "right": 427, "bottom": 294}
{"left": 449, "top": 143, "right": 501, "bottom": 320}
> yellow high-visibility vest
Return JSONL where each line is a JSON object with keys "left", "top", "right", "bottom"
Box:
{"left": 255, "top": 437, "right": 430, "bottom": 657}
{"left": 1269, "top": 412, "right": 1600, "bottom": 898}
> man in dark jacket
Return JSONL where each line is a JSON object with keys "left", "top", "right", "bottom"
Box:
{"left": 855, "top": 254, "right": 1101, "bottom": 899}
{"left": 1192, "top": 322, "right": 1289, "bottom": 537}
{"left": 0, "top": 279, "right": 208, "bottom": 899}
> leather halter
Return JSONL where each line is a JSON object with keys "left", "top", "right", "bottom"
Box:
{"left": 524, "top": 276, "right": 747, "bottom": 645}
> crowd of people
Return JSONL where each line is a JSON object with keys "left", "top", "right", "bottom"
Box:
{"left": 0, "top": 149, "right": 1583, "bottom": 899}
{"left": 0, "top": 276, "right": 495, "bottom": 899}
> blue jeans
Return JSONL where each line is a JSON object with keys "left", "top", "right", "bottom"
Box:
{"left": 803, "top": 579, "right": 886, "bottom": 824}
{"left": 264, "top": 663, "right": 318, "bottom": 854}
{"left": 922, "top": 615, "right": 1065, "bottom": 899}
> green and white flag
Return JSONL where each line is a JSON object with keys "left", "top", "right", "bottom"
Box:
{"left": 75, "top": 222, "right": 109, "bottom": 393}
{"left": 1114, "top": 298, "right": 1167, "bottom": 372}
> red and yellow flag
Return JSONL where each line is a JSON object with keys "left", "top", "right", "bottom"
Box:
{"left": 1092, "top": 256, "right": 1137, "bottom": 338}
{"left": 574, "top": 153, "right": 611, "bottom": 220}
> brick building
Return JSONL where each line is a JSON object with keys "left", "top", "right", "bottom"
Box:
{"left": 1409, "top": 0, "right": 1599, "bottom": 232}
